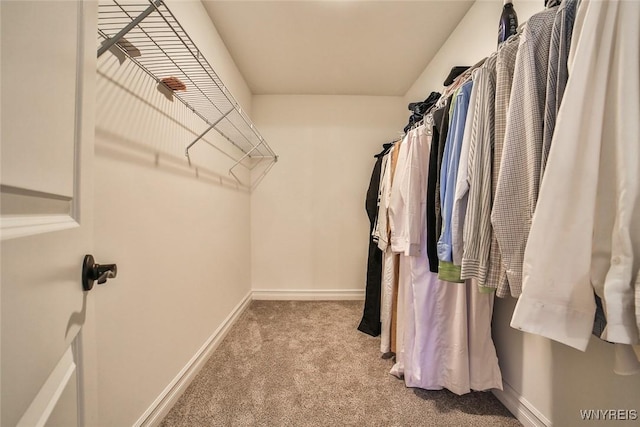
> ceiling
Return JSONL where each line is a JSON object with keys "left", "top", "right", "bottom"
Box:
{"left": 201, "top": 1, "right": 475, "bottom": 96}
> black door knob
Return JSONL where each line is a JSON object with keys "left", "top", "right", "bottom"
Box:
{"left": 82, "top": 254, "right": 118, "bottom": 291}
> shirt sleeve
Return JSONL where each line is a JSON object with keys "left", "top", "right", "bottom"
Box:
{"left": 511, "top": 0, "right": 640, "bottom": 350}
{"left": 437, "top": 82, "right": 472, "bottom": 263}
{"left": 389, "top": 133, "right": 412, "bottom": 254}
{"left": 451, "top": 75, "right": 480, "bottom": 266}
{"left": 375, "top": 151, "right": 392, "bottom": 251}
{"left": 597, "top": 0, "right": 640, "bottom": 345}
{"left": 461, "top": 56, "right": 497, "bottom": 284}
{"left": 407, "top": 125, "right": 432, "bottom": 257}
{"left": 486, "top": 35, "right": 519, "bottom": 290}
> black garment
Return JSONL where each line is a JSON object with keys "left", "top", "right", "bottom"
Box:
{"left": 443, "top": 66, "right": 470, "bottom": 86}
{"left": 430, "top": 95, "right": 453, "bottom": 273}
{"left": 592, "top": 293, "right": 608, "bottom": 339}
{"left": 403, "top": 91, "right": 441, "bottom": 133}
{"left": 358, "top": 143, "right": 392, "bottom": 337}
{"left": 425, "top": 103, "right": 444, "bottom": 273}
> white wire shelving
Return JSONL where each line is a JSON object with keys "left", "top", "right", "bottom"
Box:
{"left": 97, "top": 0, "right": 277, "bottom": 188}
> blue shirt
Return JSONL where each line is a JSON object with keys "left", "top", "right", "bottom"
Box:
{"left": 437, "top": 80, "right": 473, "bottom": 263}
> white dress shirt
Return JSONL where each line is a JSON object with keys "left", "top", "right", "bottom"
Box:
{"left": 389, "top": 132, "right": 412, "bottom": 255}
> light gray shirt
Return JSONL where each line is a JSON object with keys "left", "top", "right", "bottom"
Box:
{"left": 485, "top": 34, "right": 519, "bottom": 291}
{"left": 541, "top": 0, "right": 579, "bottom": 179}
{"left": 460, "top": 53, "right": 497, "bottom": 285}
{"left": 491, "top": 6, "right": 559, "bottom": 298}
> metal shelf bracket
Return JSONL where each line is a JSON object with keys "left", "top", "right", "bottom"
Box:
{"left": 185, "top": 107, "right": 235, "bottom": 162}
{"left": 97, "top": 0, "right": 163, "bottom": 58}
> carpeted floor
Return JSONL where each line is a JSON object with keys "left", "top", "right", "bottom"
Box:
{"left": 161, "top": 300, "right": 521, "bottom": 426}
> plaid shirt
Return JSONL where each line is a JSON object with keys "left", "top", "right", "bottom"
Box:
{"left": 485, "top": 34, "right": 519, "bottom": 291}
{"left": 491, "top": 6, "right": 559, "bottom": 297}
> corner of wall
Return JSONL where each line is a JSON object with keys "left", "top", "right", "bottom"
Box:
{"left": 165, "top": 0, "right": 253, "bottom": 112}
{"left": 135, "top": 292, "right": 253, "bottom": 427}
{"left": 403, "top": 0, "right": 543, "bottom": 103}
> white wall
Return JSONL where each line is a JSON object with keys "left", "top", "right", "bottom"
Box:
{"left": 251, "top": 95, "right": 406, "bottom": 296}
{"left": 408, "top": 1, "right": 640, "bottom": 426}
{"left": 93, "top": 1, "right": 253, "bottom": 425}
{"left": 89, "top": 0, "right": 640, "bottom": 424}
{"left": 404, "top": 0, "right": 541, "bottom": 103}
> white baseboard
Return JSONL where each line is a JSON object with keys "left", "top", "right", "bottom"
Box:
{"left": 135, "top": 291, "right": 253, "bottom": 427}
{"left": 251, "top": 288, "right": 365, "bottom": 301}
{"left": 136, "top": 289, "right": 363, "bottom": 425}
{"left": 492, "top": 381, "right": 551, "bottom": 427}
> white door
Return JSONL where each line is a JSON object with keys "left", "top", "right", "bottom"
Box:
{"left": 1, "top": 1, "right": 100, "bottom": 426}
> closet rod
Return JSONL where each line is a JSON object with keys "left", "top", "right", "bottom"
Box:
{"left": 97, "top": 0, "right": 163, "bottom": 58}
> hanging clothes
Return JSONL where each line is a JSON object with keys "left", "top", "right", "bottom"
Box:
{"left": 437, "top": 80, "right": 473, "bottom": 282}
{"left": 460, "top": 53, "right": 497, "bottom": 287}
{"left": 388, "top": 122, "right": 502, "bottom": 394}
{"left": 540, "top": 0, "right": 579, "bottom": 177}
{"left": 491, "top": 3, "right": 559, "bottom": 297}
{"left": 485, "top": 33, "right": 520, "bottom": 291}
{"left": 451, "top": 75, "right": 480, "bottom": 267}
{"left": 510, "top": 0, "right": 640, "bottom": 364}
{"left": 403, "top": 92, "right": 441, "bottom": 134}
{"left": 379, "top": 248, "right": 398, "bottom": 355}
{"left": 375, "top": 143, "right": 397, "bottom": 354}
{"left": 358, "top": 143, "right": 392, "bottom": 337}
{"left": 427, "top": 96, "right": 453, "bottom": 273}
{"left": 389, "top": 124, "right": 430, "bottom": 381}
{"left": 362, "top": 0, "right": 640, "bottom": 388}
{"left": 373, "top": 146, "right": 393, "bottom": 250}
{"left": 388, "top": 140, "right": 403, "bottom": 354}
{"left": 388, "top": 130, "right": 414, "bottom": 375}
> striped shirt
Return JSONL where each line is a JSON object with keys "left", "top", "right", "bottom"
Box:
{"left": 541, "top": 0, "right": 578, "bottom": 180}
{"left": 460, "top": 53, "right": 498, "bottom": 285}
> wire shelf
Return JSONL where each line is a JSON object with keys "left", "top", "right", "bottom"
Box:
{"left": 97, "top": 0, "right": 277, "bottom": 186}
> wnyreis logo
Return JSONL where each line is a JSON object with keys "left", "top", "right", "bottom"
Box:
{"left": 579, "top": 409, "right": 638, "bottom": 421}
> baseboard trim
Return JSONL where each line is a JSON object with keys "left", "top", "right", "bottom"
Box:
{"left": 251, "top": 288, "right": 365, "bottom": 300}
{"left": 492, "top": 381, "right": 551, "bottom": 427}
{"left": 135, "top": 291, "right": 253, "bottom": 427}
{"left": 136, "top": 289, "right": 363, "bottom": 424}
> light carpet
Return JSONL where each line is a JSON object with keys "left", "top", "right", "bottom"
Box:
{"left": 161, "top": 300, "right": 521, "bottom": 426}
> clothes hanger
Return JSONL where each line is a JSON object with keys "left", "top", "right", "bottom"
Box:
{"left": 442, "top": 63, "right": 478, "bottom": 98}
